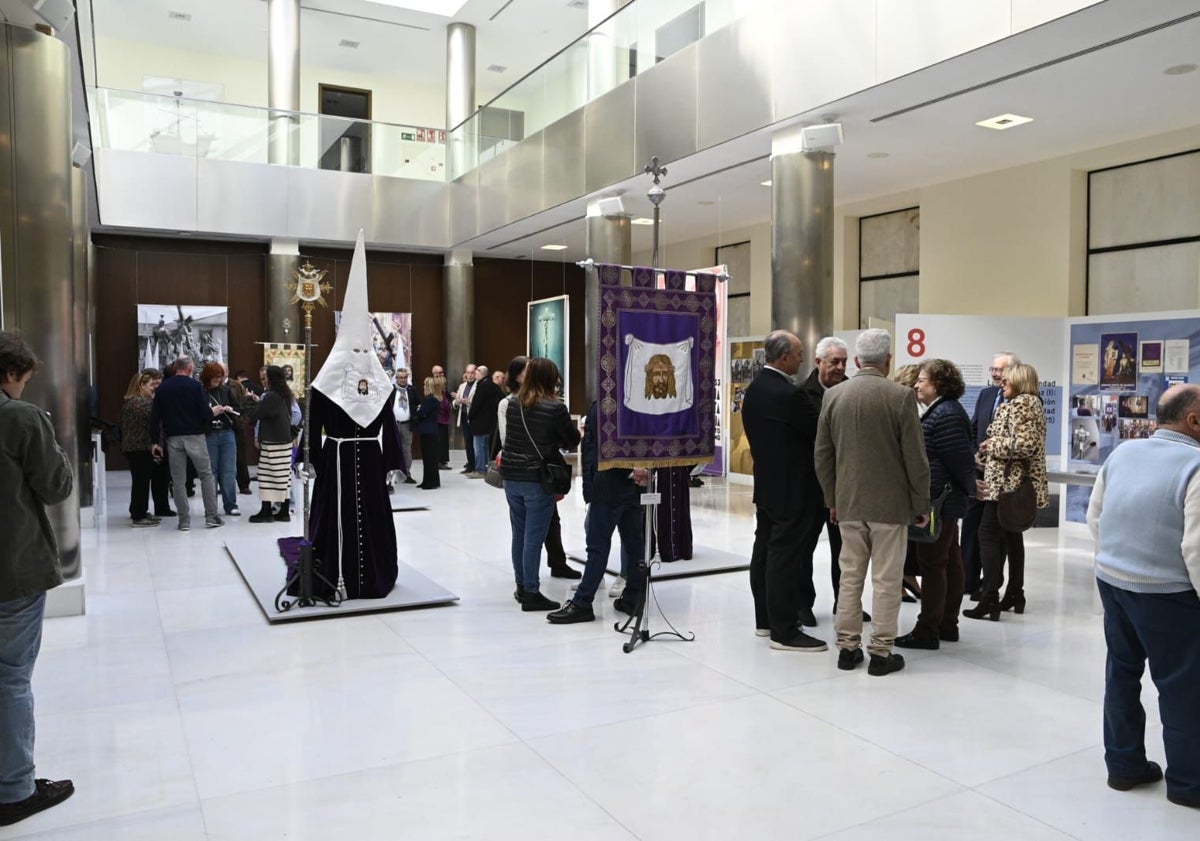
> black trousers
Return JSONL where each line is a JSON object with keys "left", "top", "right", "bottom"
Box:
{"left": 960, "top": 497, "right": 984, "bottom": 591}
{"left": 750, "top": 505, "right": 822, "bottom": 640}
{"left": 235, "top": 425, "right": 250, "bottom": 491}
{"left": 437, "top": 423, "right": 450, "bottom": 464}
{"left": 127, "top": 450, "right": 155, "bottom": 519}
{"left": 978, "top": 500, "right": 1024, "bottom": 599}
{"left": 544, "top": 505, "right": 566, "bottom": 568}
{"left": 419, "top": 432, "right": 441, "bottom": 488}
{"left": 461, "top": 420, "right": 475, "bottom": 471}
{"left": 825, "top": 508, "right": 844, "bottom": 597}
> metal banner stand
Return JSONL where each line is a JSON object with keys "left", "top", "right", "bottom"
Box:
{"left": 275, "top": 262, "right": 341, "bottom": 612}
{"left": 613, "top": 157, "right": 696, "bottom": 653}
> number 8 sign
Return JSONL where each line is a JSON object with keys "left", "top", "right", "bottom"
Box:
{"left": 907, "top": 328, "right": 926, "bottom": 358}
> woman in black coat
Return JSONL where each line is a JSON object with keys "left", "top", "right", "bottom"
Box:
{"left": 896, "top": 359, "right": 978, "bottom": 649}
{"left": 415, "top": 376, "right": 443, "bottom": 489}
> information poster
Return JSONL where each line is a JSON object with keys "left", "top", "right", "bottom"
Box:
{"left": 728, "top": 338, "right": 765, "bottom": 476}
{"left": 1065, "top": 312, "right": 1200, "bottom": 523}
{"left": 137, "top": 304, "right": 228, "bottom": 371}
{"left": 527, "top": 295, "right": 569, "bottom": 406}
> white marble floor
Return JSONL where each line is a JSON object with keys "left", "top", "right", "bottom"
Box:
{"left": 3, "top": 462, "right": 1193, "bottom": 840}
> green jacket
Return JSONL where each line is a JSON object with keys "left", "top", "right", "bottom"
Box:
{"left": 0, "top": 390, "right": 74, "bottom": 600}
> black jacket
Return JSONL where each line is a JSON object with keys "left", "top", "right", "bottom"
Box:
{"left": 150, "top": 374, "right": 213, "bottom": 441}
{"left": 394, "top": 383, "right": 419, "bottom": 425}
{"left": 468, "top": 378, "right": 504, "bottom": 435}
{"left": 500, "top": 397, "right": 580, "bottom": 483}
{"left": 415, "top": 394, "right": 440, "bottom": 436}
{"left": 740, "top": 367, "right": 821, "bottom": 516}
{"left": 581, "top": 401, "right": 640, "bottom": 505}
{"left": 801, "top": 367, "right": 831, "bottom": 410}
{"left": 972, "top": 385, "right": 1001, "bottom": 448}
{"left": 920, "top": 396, "right": 977, "bottom": 520}
{"left": 243, "top": 391, "right": 293, "bottom": 445}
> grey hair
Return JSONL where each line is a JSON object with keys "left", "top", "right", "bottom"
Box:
{"left": 174, "top": 356, "right": 194, "bottom": 370}
{"left": 395, "top": 368, "right": 409, "bottom": 376}
{"left": 764, "top": 330, "right": 797, "bottom": 363}
{"left": 475, "top": 365, "right": 489, "bottom": 377}
{"left": 855, "top": 329, "right": 891, "bottom": 367}
{"left": 814, "top": 336, "right": 848, "bottom": 360}
{"left": 994, "top": 351, "right": 1022, "bottom": 365}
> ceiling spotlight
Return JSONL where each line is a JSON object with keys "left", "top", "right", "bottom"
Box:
{"left": 1163, "top": 63, "right": 1197, "bottom": 75}
{"left": 339, "top": 39, "right": 361, "bottom": 49}
{"left": 486, "top": 64, "right": 508, "bottom": 73}
{"left": 631, "top": 218, "right": 655, "bottom": 225}
{"left": 760, "top": 180, "right": 772, "bottom": 187}
{"left": 540, "top": 244, "right": 568, "bottom": 251}
{"left": 866, "top": 152, "right": 890, "bottom": 159}
{"left": 696, "top": 200, "right": 716, "bottom": 206}
{"left": 976, "top": 113, "right": 1033, "bottom": 130}
{"left": 167, "top": 11, "right": 192, "bottom": 21}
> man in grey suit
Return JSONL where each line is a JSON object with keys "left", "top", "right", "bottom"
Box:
{"left": 815, "top": 329, "right": 930, "bottom": 676}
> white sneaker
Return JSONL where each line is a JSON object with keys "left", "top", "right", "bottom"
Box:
{"left": 608, "top": 576, "right": 626, "bottom": 598}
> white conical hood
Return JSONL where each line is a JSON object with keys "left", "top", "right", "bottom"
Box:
{"left": 311, "top": 230, "right": 393, "bottom": 428}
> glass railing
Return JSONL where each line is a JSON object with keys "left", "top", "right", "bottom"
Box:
{"left": 448, "top": 0, "right": 767, "bottom": 179}
{"left": 89, "top": 88, "right": 447, "bottom": 182}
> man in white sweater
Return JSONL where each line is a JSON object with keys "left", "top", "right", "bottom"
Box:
{"left": 1087, "top": 383, "right": 1200, "bottom": 810}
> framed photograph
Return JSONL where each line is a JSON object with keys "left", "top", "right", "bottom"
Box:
{"left": 527, "top": 295, "right": 569, "bottom": 405}
{"left": 1140, "top": 340, "right": 1163, "bottom": 372}
{"left": 137, "top": 304, "right": 228, "bottom": 372}
{"left": 1099, "top": 332, "right": 1138, "bottom": 390}
{"left": 1117, "top": 394, "right": 1149, "bottom": 419}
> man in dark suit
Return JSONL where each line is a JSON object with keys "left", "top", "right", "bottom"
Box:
{"left": 962, "top": 352, "right": 1018, "bottom": 594}
{"left": 467, "top": 364, "right": 503, "bottom": 477}
{"left": 388, "top": 368, "right": 420, "bottom": 488}
{"left": 803, "top": 336, "right": 871, "bottom": 621}
{"left": 742, "top": 330, "right": 827, "bottom": 652}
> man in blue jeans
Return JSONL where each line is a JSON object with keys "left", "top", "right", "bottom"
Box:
{"left": 0, "top": 333, "right": 75, "bottom": 827}
{"left": 1087, "top": 383, "right": 1200, "bottom": 810}
{"left": 548, "top": 402, "right": 648, "bottom": 624}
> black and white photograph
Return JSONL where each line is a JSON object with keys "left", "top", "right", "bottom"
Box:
{"left": 137, "top": 304, "right": 228, "bottom": 371}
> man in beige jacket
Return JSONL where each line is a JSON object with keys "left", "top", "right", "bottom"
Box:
{"left": 815, "top": 329, "right": 930, "bottom": 676}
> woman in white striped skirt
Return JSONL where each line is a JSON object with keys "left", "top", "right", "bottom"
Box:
{"left": 244, "top": 365, "right": 297, "bottom": 523}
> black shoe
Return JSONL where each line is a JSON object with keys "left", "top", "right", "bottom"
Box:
{"left": 186, "top": 487, "right": 195, "bottom": 498}
{"left": 273, "top": 512, "right": 291, "bottom": 522}
{"left": 513, "top": 588, "right": 521, "bottom": 602}
{"left": 867, "top": 652, "right": 905, "bottom": 676}
{"left": 902, "top": 593, "right": 918, "bottom": 604}
{"left": 249, "top": 504, "right": 274, "bottom": 523}
{"left": 838, "top": 648, "right": 864, "bottom": 670}
{"left": 689, "top": 477, "right": 704, "bottom": 487}
{"left": 863, "top": 610, "right": 872, "bottom": 622}
{"left": 797, "top": 607, "right": 818, "bottom": 628}
{"left": 895, "top": 631, "right": 940, "bottom": 650}
{"left": 155, "top": 509, "right": 177, "bottom": 517}
{"left": 770, "top": 632, "right": 827, "bottom": 652}
{"left": 964, "top": 594, "right": 1002, "bottom": 622}
{"left": 0, "top": 778, "right": 75, "bottom": 827}
{"left": 999, "top": 591, "right": 1027, "bottom": 614}
{"left": 613, "top": 595, "right": 639, "bottom": 616}
{"left": 519, "top": 591, "right": 560, "bottom": 612}
{"left": 238, "top": 487, "right": 252, "bottom": 495}
{"left": 386, "top": 483, "right": 394, "bottom": 493}
{"left": 404, "top": 476, "right": 416, "bottom": 484}
{"left": 439, "top": 464, "right": 452, "bottom": 470}
{"left": 547, "top": 601, "right": 595, "bottom": 624}
{"left": 968, "top": 590, "right": 983, "bottom": 602}
{"left": 1108, "top": 761, "right": 1163, "bottom": 792}
{"left": 549, "top": 564, "right": 582, "bottom": 580}
{"left": 939, "top": 627, "right": 960, "bottom": 642}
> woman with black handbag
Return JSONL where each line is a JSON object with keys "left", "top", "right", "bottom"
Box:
{"left": 896, "top": 359, "right": 978, "bottom": 649}
{"left": 499, "top": 357, "right": 580, "bottom": 611}
{"left": 965, "top": 362, "right": 1049, "bottom": 621}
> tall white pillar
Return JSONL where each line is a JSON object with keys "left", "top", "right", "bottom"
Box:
{"left": 268, "top": 0, "right": 300, "bottom": 165}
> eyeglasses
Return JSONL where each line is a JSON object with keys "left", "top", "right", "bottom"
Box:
{"left": 989, "top": 366, "right": 1005, "bottom": 373}
{"left": 916, "top": 377, "right": 930, "bottom": 384}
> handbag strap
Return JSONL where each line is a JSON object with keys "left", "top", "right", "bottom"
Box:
{"left": 518, "top": 402, "right": 547, "bottom": 467}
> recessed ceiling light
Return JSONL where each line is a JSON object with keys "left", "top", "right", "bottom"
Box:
{"left": 540, "top": 244, "right": 568, "bottom": 251}
{"left": 362, "top": 1, "right": 469, "bottom": 15}
{"left": 339, "top": 39, "right": 360, "bottom": 49}
{"left": 975, "top": 113, "right": 1033, "bottom": 131}
{"left": 167, "top": 11, "right": 191, "bottom": 21}
{"left": 1163, "top": 63, "right": 1197, "bottom": 75}
{"left": 760, "top": 180, "right": 772, "bottom": 187}
{"left": 866, "top": 152, "right": 890, "bottom": 159}
{"left": 486, "top": 65, "right": 508, "bottom": 73}
{"left": 631, "top": 218, "right": 655, "bottom": 225}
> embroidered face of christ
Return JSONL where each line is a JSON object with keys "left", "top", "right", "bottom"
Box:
{"left": 644, "top": 355, "right": 677, "bottom": 400}
{"left": 357, "top": 379, "right": 369, "bottom": 395}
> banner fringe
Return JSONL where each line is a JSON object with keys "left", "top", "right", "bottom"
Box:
{"left": 597, "top": 456, "right": 715, "bottom": 471}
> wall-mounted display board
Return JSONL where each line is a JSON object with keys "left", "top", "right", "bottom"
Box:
{"left": 528, "top": 295, "right": 569, "bottom": 406}
{"left": 895, "top": 314, "right": 1064, "bottom": 460}
{"left": 1063, "top": 311, "right": 1200, "bottom": 523}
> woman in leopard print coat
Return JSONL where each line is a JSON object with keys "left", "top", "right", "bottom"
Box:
{"left": 965, "top": 362, "right": 1048, "bottom": 621}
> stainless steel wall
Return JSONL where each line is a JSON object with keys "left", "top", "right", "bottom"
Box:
{"left": 0, "top": 24, "right": 82, "bottom": 578}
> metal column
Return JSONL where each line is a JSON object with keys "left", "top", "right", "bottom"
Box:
{"left": 444, "top": 249, "right": 475, "bottom": 382}
{"left": 0, "top": 23, "right": 81, "bottom": 579}
{"left": 584, "top": 206, "right": 631, "bottom": 402}
{"left": 771, "top": 144, "right": 834, "bottom": 377}
{"left": 268, "top": 0, "right": 300, "bottom": 165}
{"left": 265, "top": 239, "right": 301, "bottom": 343}
{"left": 446, "top": 22, "right": 476, "bottom": 178}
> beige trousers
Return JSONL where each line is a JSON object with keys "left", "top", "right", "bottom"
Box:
{"left": 835, "top": 521, "right": 907, "bottom": 657}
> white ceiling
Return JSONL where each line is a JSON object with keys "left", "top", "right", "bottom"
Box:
{"left": 89, "top": 0, "right": 591, "bottom": 104}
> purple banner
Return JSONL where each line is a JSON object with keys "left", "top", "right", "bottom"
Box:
{"left": 595, "top": 264, "right": 717, "bottom": 469}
